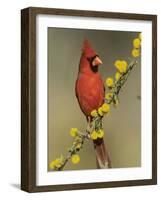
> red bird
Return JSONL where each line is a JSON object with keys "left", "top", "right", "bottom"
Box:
{"left": 75, "top": 40, "right": 111, "bottom": 168}
{"left": 76, "top": 40, "right": 104, "bottom": 116}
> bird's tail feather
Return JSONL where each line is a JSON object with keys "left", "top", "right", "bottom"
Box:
{"left": 93, "top": 138, "right": 111, "bottom": 169}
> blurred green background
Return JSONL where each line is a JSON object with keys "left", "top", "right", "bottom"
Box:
{"left": 48, "top": 28, "right": 141, "bottom": 171}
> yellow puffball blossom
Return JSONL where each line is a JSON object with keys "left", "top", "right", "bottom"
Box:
{"left": 49, "top": 158, "right": 61, "bottom": 170}
{"left": 105, "top": 92, "right": 113, "bottom": 100}
{"left": 133, "top": 38, "right": 141, "bottom": 49}
{"left": 91, "top": 131, "right": 98, "bottom": 140}
{"left": 70, "top": 128, "right": 78, "bottom": 137}
{"left": 49, "top": 160, "right": 56, "bottom": 170}
{"left": 91, "top": 109, "right": 98, "bottom": 117}
{"left": 114, "top": 60, "right": 122, "bottom": 68}
{"left": 71, "top": 154, "right": 80, "bottom": 164}
{"left": 120, "top": 61, "right": 127, "bottom": 73}
{"left": 101, "top": 103, "right": 110, "bottom": 113}
{"left": 122, "top": 60, "right": 127, "bottom": 68}
{"left": 106, "top": 77, "right": 114, "bottom": 88}
{"left": 115, "top": 71, "right": 121, "bottom": 81}
{"left": 138, "top": 33, "right": 142, "bottom": 40}
{"left": 98, "top": 107, "right": 104, "bottom": 116}
{"left": 97, "top": 129, "right": 105, "bottom": 139}
{"left": 115, "top": 60, "right": 127, "bottom": 73}
{"left": 132, "top": 49, "right": 140, "bottom": 57}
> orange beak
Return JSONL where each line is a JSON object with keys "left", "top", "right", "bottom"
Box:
{"left": 92, "top": 56, "right": 103, "bottom": 66}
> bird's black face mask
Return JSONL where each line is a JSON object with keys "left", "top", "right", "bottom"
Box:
{"left": 87, "top": 55, "right": 99, "bottom": 73}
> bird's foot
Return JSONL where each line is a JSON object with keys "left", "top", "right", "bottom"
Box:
{"left": 86, "top": 124, "right": 91, "bottom": 134}
{"left": 86, "top": 116, "right": 92, "bottom": 134}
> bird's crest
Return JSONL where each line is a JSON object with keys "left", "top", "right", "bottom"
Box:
{"left": 82, "top": 39, "right": 96, "bottom": 57}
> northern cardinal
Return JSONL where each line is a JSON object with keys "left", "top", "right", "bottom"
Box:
{"left": 75, "top": 40, "right": 111, "bottom": 168}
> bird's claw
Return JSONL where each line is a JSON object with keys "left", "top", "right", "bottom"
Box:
{"left": 86, "top": 124, "right": 91, "bottom": 134}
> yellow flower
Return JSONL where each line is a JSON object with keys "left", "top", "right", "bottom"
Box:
{"left": 114, "top": 60, "right": 122, "bottom": 68}
{"left": 101, "top": 103, "right": 110, "bottom": 113}
{"left": 121, "top": 61, "right": 127, "bottom": 73}
{"left": 138, "top": 33, "right": 142, "bottom": 40}
{"left": 132, "top": 49, "right": 140, "bottom": 57}
{"left": 115, "top": 60, "right": 127, "bottom": 73}
{"left": 105, "top": 92, "right": 113, "bottom": 100}
{"left": 115, "top": 72, "right": 121, "bottom": 81}
{"left": 97, "top": 129, "right": 105, "bottom": 138}
{"left": 71, "top": 154, "right": 80, "bottom": 164}
{"left": 49, "top": 158, "right": 62, "bottom": 170}
{"left": 106, "top": 77, "right": 114, "bottom": 87}
{"left": 133, "top": 38, "right": 141, "bottom": 49}
{"left": 91, "top": 109, "right": 98, "bottom": 117}
{"left": 70, "top": 128, "right": 78, "bottom": 137}
{"left": 98, "top": 107, "right": 104, "bottom": 116}
{"left": 122, "top": 60, "right": 127, "bottom": 68}
{"left": 49, "top": 160, "right": 56, "bottom": 170}
{"left": 91, "top": 131, "right": 98, "bottom": 140}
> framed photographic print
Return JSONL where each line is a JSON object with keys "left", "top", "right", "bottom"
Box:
{"left": 21, "top": 7, "right": 157, "bottom": 192}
